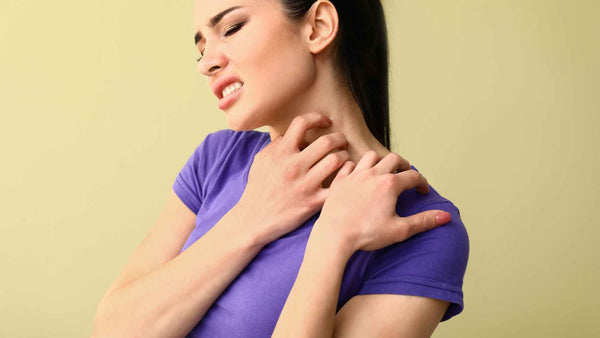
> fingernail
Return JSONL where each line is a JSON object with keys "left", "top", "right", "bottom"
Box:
{"left": 436, "top": 212, "right": 451, "bottom": 225}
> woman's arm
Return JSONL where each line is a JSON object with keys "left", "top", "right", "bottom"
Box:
{"left": 92, "top": 113, "right": 353, "bottom": 338}
{"left": 272, "top": 226, "right": 353, "bottom": 338}
{"left": 273, "top": 153, "right": 450, "bottom": 337}
{"left": 92, "top": 201, "right": 268, "bottom": 338}
{"left": 273, "top": 219, "right": 448, "bottom": 338}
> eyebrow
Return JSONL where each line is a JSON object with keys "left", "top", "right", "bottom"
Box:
{"left": 194, "top": 6, "right": 244, "bottom": 45}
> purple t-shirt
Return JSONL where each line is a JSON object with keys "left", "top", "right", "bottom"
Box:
{"left": 173, "top": 129, "right": 469, "bottom": 337}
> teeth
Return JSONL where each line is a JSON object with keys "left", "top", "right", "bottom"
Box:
{"left": 222, "top": 82, "right": 243, "bottom": 98}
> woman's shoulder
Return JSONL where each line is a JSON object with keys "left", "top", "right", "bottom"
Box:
{"left": 193, "top": 129, "right": 270, "bottom": 161}
{"left": 391, "top": 164, "right": 470, "bottom": 281}
{"left": 202, "top": 128, "right": 269, "bottom": 149}
{"left": 362, "top": 165, "right": 470, "bottom": 321}
{"left": 394, "top": 165, "right": 460, "bottom": 216}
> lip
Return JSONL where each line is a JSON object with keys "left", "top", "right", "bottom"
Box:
{"left": 218, "top": 84, "right": 244, "bottom": 110}
{"left": 211, "top": 74, "right": 244, "bottom": 100}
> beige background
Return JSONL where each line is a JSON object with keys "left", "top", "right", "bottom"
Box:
{"left": 1, "top": 0, "right": 598, "bottom": 337}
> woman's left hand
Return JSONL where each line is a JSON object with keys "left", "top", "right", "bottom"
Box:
{"left": 314, "top": 151, "right": 452, "bottom": 253}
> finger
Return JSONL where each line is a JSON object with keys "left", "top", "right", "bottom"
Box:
{"left": 305, "top": 149, "right": 350, "bottom": 184}
{"left": 313, "top": 160, "right": 355, "bottom": 204}
{"left": 392, "top": 169, "right": 430, "bottom": 195}
{"left": 394, "top": 210, "right": 450, "bottom": 241}
{"left": 281, "top": 113, "right": 332, "bottom": 151}
{"left": 336, "top": 160, "right": 356, "bottom": 178}
{"left": 354, "top": 150, "right": 381, "bottom": 172}
{"left": 300, "top": 132, "right": 348, "bottom": 170}
{"left": 372, "top": 152, "right": 410, "bottom": 175}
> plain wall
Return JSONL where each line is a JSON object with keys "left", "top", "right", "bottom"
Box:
{"left": 1, "top": 0, "right": 598, "bottom": 337}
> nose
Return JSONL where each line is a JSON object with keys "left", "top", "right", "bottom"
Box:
{"left": 197, "top": 45, "right": 228, "bottom": 76}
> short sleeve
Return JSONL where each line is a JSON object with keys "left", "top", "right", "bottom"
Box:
{"left": 357, "top": 202, "right": 470, "bottom": 321}
{"left": 172, "top": 130, "right": 233, "bottom": 214}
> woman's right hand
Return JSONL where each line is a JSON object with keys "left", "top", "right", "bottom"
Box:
{"left": 235, "top": 112, "right": 350, "bottom": 245}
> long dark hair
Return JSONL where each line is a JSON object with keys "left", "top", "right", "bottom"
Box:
{"left": 281, "top": 0, "right": 390, "bottom": 149}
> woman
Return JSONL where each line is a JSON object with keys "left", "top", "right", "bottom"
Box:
{"left": 93, "top": 0, "right": 469, "bottom": 337}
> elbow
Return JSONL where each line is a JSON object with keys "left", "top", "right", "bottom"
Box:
{"left": 92, "top": 301, "right": 121, "bottom": 338}
{"left": 91, "top": 309, "right": 112, "bottom": 338}
{"left": 92, "top": 298, "right": 145, "bottom": 338}
{"left": 91, "top": 315, "right": 147, "bottom": 338}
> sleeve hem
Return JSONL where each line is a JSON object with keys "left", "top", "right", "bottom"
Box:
{"left": 357, "top": 277, "right": 464, "bottom": 322}
{"left": 173, "top": 178, "right": 201, "bottom": 215}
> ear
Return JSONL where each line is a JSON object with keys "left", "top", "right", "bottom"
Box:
{"left": 302, "top": 0, "right": 339, "bottom": 55}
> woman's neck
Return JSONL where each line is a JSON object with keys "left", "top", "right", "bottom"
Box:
{"left": 268, "top": 68, "right": 390, "bottom": 167}
{"left": 267, "top": 66, "right": 391, "bottom": 188}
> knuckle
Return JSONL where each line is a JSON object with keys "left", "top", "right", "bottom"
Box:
{"left": 292, "top": 115, "right": 309, "bottom": 128}
{"left": 391, "top": 153, "right": 405, "bottom": 165}
{"left": 417, "top": 212, "right": 434, "bottom": 229}
{"left": 307, "top": 195, "right": 324, "bottom": 211}
{"left": 402, "top": 156, "right": 411, "bottom": 166}
{"left": 336, "top": 150, "right": 350, "bottom": 162}
{"left": 406, "top": 169, "right": 420, "bottom": 180}
{"left": 295, "top": 180, "right": 312, "bottom": 195}
{"left": 308, "top": 111, "right": 322, "bottom": 119}
{"left": 320, "top": 135, "right": 335, "bottom": 148}
{"left": 370, "top": 150, "right": 382, "bottom": 162}
{"left": 367, "top": 150, "right": 378, "bottom": 157}
{"left": 363, "top": 166, "right": 377, "bottom": 178}
{"left": 334, "top": 132, "right": 347, "bottom": 141}
{"left": 282, "top": 161, "right": 301, "bottom": 179}
{"left": 360, "top": 150, "right": 376, "bottom": 162}
{"left": 386, "top": 152, "right": 401, "bottom": 161}
{"left": 418, "top": 212, "right": 428, "bottom": 225}
{"left": 396, "top": 225, "right": 410, "bottom": 240}
{"left": 327, "top": 153, "right": 343, "bottom": 168}
{"left": 380, "top": 174, "right": 397, "bottom": 189}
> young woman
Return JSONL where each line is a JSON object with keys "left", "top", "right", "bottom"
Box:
{"left": 93, "top": 1, "right": 469, "bottom": 337}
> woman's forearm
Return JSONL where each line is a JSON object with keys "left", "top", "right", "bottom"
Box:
{"left": 272, "top": 225, "right": 355, "bottom": 337}
{"left": 92, "top": 208, "right": 267, "bottom": 338}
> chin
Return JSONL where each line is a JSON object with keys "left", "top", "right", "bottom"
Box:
{"left": 225, "top": 119, "right": 252, "bottom": 132}
{"left": 225, "top": 109, "right": 263, "bottom": 131}
{"left": 225, "top": 95, "right": 293, "bottom": 131}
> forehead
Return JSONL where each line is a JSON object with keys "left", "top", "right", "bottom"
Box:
{"left": 193, "top": 0, "right": 265, "bottom": 28}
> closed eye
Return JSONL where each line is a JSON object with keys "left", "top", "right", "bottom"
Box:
{"left": 224, "top": 21, "right": 245, "bottom": 37}
{"left": 196, "top": 21, "right": 246, "bottom": 62}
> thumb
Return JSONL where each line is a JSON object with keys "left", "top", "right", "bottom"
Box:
{"left": 395, "top": 210, "right": 451, "bottom": 242}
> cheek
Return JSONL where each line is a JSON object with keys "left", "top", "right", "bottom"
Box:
{"left": 225, "top": 19, "right": 315, "bottom": 126}
{"left": 246, "top": 36, "right": 315, "bottom": 108}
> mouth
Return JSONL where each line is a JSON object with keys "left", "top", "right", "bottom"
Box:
{"left": 212, "top": 74, "right": 245, "bottom": 99}
{"left": 218, "top": 82, "right": 245, "bottom": 110}
{"left": 219, "top": 81, "right": 244, "bottom": 99}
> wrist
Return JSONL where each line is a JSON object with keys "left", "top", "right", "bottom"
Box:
{"left": 224, "top": 204, "right": 269, "bottom": 250}
{"left": 228, "top": 201, "right": 285, "bottom": 247}
{"left": 310, "top": 221, "right": 357, "bottom": 260}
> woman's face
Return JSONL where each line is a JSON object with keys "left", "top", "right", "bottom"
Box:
{"left": 194, "top": 0, "right": 316, "bottom": 130}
